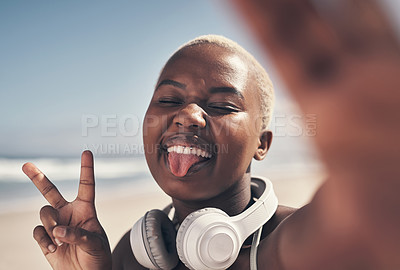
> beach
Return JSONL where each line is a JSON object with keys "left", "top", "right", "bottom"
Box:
{"left": 0, "top": 170, "right": 324, "bottom": 270}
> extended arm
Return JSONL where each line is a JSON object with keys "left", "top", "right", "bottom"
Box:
{"left": 232, "top": 0, "right": 400, "bottom": 269}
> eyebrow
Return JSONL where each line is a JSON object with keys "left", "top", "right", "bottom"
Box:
{"left": 156, "top": 79, "right": 186, "bottom": 90}
{"left": 209, "top": 87, "right": 244, "bottom": 99}
{"left": 156, "top": 79, "right": 244, "bottom": 99}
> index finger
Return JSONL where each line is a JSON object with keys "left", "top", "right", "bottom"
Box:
{"left": 22, "top": 163, "right": 68, "bottom": 209}
{"left": 77, "top": 150, "right": 95, "bottom": 203}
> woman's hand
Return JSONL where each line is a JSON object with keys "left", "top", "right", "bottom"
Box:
{"left": 22, "top": 150, "right": 112, "bottom": 270}
{"left": 232, "top": 0, "right": 400, "bottom": 175}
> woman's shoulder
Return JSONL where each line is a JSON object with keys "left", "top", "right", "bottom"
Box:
{"left": 262, "top": 205, "right": 297, "bottom": 236}
{"left": 254, "top": 205, "right": 297, "bottom": 269}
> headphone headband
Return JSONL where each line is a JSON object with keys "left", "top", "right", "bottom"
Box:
{"left": 231, "top": 176, "right": 278, "bottom": 242}
{"left": 131, "top": 176, "right": 278, "bottom": 270}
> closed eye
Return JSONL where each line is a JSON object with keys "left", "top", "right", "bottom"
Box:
{"left": 158, "top": 98, "right": 183, "bottom": 106}
{"left": 208, "top": 103, "right": 240, "bottom": 113}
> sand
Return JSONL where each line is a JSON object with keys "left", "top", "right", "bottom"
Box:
{"left": 0, "top": 172, "right": 324, "bottom": 270}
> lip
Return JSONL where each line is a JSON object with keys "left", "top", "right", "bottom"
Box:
{"left": 161, "top": 133, "right": 215, "bottom": 177}
{"left": 162, "top": 133, "right": 215, "bottom": 155}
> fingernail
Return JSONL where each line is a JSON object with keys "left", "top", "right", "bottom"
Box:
{"left": 54, "top": 226, "right": 66, "bottom": 238}
{"left": 54, "top": 238, "right": 63, "bottom": 247}
{"left": 48, "top": 244, "right": 56, "bottom": 253}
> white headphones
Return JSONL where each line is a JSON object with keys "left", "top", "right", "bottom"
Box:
{"left": 130, "top": 176, "right": 278, "bottom": 270}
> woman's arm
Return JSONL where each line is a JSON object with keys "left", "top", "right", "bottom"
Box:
{"left": 233, "top": 0, "right": 400, "bottom": 269}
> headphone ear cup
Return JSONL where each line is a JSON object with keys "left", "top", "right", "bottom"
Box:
{"left": 177, "top": 208, "right": 212, "bottom": 269}
{"left": 176, "top": 208, "right": 211, "bottom": 262}
{"left": 177, "top": 208, "right": 238, "bottom": 270}
{"left": 131, "top": 209, "right": 178, "bottom": 270}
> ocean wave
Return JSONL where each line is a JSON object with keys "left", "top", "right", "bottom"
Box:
{"left": 0, "top": 137, "right": 322, "bottom": 183}
{"left": 0, "top": 157, "right": 149, "bottom": 182}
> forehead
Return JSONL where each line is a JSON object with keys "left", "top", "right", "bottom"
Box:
{"left": 159, "top": 45, "right": 250, "bottom": 91}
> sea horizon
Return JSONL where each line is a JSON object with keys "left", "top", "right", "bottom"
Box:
{"left": 0, "top": 139, "right": 324, "bottom": 215}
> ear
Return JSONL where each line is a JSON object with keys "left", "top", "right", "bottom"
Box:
{"left": 254, "top": 130, "right": 273, "bottom": 161}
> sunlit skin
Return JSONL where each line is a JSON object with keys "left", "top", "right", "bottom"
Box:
{"left": 109, "top": 44, "right": 295, "bottom": 270}
{"left": 143, "top": 45, "right": 269, "bottom": 220}
{"left": 22, "top": 151, "right": 112, "bottom": 270}
{"left": 137, "top": 44, "right": 294, "bottom": 269}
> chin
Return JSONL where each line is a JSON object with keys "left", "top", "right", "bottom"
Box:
{"left": 157, "top": 177, "right": 221, "bottom": 202}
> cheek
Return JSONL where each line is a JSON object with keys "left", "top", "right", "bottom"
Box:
{"left": 213, "top": 114, "right": 260, "bottom": 158}
{"left": 215, "top": 114, "right": 258, "bottom": 141}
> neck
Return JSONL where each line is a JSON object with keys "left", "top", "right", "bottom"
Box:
{"left": 172, "top": 173, "right": 252, "bottom": 224}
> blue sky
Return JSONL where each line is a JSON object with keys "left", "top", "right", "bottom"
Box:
{"left": 0, "top": 0, "right": 278, "bottom": 157}
{"left": 1, "top": 0, "right": 399, "bottom": 158}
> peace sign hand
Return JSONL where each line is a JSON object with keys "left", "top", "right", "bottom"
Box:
{"left": 22, "top": 151, "right": 112, "bottom": 270}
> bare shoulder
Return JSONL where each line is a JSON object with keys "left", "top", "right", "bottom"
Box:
{"left": 255, "top": 205, "right": 297, "bottom": 269}
{"left": 112, "top": 230, "right": 147, "bottom": 270}
{"left": 275, "top": 205, "right": 297, "bottom": 219}
{"left": 262, "top": 205, "right": 297, "bottom": 236}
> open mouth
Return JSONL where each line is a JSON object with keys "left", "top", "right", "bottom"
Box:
{"left": 162, "top": 135, "right": 214, "bottom": 178}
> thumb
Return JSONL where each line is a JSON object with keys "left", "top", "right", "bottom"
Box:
{"left": 53, "top": 225, "right": 108, "bottom": 254}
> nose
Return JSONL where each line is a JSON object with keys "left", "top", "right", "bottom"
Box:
{"left": 173, "top": 103, "right": 206, "bottom": 129}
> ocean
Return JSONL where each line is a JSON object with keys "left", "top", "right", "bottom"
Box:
{"left": 0, "top": 136, "right": 323, "bottom": 215}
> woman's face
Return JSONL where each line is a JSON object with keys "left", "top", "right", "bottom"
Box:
{"left": 143, "top": 45, "right": 264, "bottom": 201}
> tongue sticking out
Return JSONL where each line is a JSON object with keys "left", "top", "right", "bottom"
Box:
{"left": 168, "top": 152, "right": 207, "bottom": 177}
